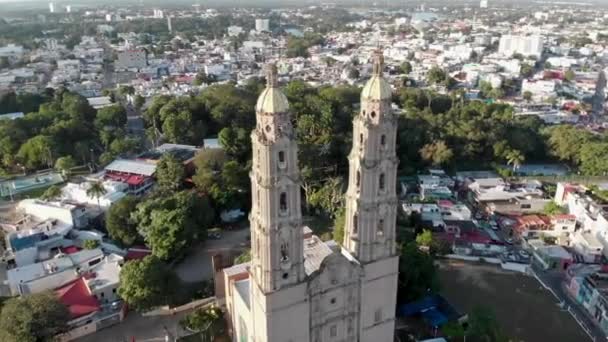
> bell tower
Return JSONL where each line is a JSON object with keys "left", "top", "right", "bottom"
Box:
{"left": 249, "top": 63, "right": 305, "bottom": 293}
{"left": 343, "top": 50, "right": 399, "bottom": 263}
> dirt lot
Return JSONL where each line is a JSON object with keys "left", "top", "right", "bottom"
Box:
{"left": 438, "top": 260, "right": 590, "bottom": 342}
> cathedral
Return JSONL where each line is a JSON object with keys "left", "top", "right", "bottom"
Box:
{"left": 222, "top": 50, "right": 399, "bottom": 342}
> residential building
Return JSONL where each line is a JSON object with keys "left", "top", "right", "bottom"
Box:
{"left": 255, "top": 19, "right": 270, "bottom": 32}
{"left": 498, "top": 35, "right": 544, "bottom": 58}
{"left": 6, "top": 248, "right": 104, "bottom": 296}
{"left": 17, "top": 199, "right": 88, "bottom": 228}
{"left": 115, "top": 50, "right": 147, "bottom": 71}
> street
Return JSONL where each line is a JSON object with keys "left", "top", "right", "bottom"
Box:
{"left": 531, "top": 262, "right": 606, "bottom": 341}
{"left": 76, "top": 310, "right": 192, "bottom": 342}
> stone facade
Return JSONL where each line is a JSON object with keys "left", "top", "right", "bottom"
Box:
{"left": 223, "top": 51, "right": 399, "bottom": 342}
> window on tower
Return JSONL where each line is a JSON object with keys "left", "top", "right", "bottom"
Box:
{"left": 378, "top": 219, "right": 384, "bottom": 236}
{"left": 278, "top": 151, "right": 285, "bottom": 163}
{"left": 359, "top": 133, "right": 364, "bottom": 149}
{"left": 381, "top": 134, "right": 386, "bottom": 147}
{"left": 280, "top": 192, "right": 287, "bottom": 212}
{"left": 353, "top": 214, "right": 358, "bottom": 235}
{"left": 280, "top": 242, "right": 289, "bottom": 262}
{"left": 356, "top": 171, "right": 361, "bottom": 189}
{"left": 379, "top": 173, "right": 385, "bottom": 191}
{"left": 370, "top": 111, "right": 376, "bottom": 118}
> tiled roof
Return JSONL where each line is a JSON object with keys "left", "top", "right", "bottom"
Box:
{"left": 55, "top": 277, "right": 100, "bottom": 319}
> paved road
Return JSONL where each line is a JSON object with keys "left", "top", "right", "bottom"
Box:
{"left": 174, "top": 228, "right": 250, "bottom": 283}
{"left": 531, "top": 262, "right": 606, "bottom": 341}
{"left": 76, "top": 310, "right": 192, "bottom": 342}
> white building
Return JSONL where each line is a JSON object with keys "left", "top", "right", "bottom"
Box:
{"left": 228, "top": 26, "right": 244, "bottom": 37}
{"left": 223, "top": 53, "right": 398, "bottom": 342}
{"left": 153, "top": 9, "right": 164, "bottom": 19}
{"left": 480, "top": 0, "right": 488, "bottom": 8}
{"left": 498, "top": 35, "right": 544, "bottom": 58}
{"left": 115, "top": 49, "right": 147, "bottom": 71}
{"left": 6, "top": 248, "right": 104, "bottom": 296}
{"left": 522, "top": 79, "right": 558, "bottom": 99}
{"left": 49, "top": 1, "right": 55, "bottom": 13}
{"left": 255, "top": 19, "right": 270, "bottom": 32}
{"left": 17, "top": 199, "right": 89, "bottom": 228}
{"left": 0, "top": 44, "right": 25, "bottom": 62}
{"left": 60, "top": 181, "right": 127, "bottom": 209}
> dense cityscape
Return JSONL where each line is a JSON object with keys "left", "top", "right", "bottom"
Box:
{"left": 2, "top": 0, "right": 608, "bottom": 341}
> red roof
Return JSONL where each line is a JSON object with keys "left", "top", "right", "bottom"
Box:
{"left": 60, "top": 246, "right": 82, "bottom": 254}
{"left": 126, "top": 175, "right": 145, "bottom": 186}
{"left": 551, "top": 214, "right": 576, "bottom": 221}
{"left": 125, "top": 247, "right": 152, "bottom": 261}
{"left": 55, "top": 278, "right": 100, "bottom": 319}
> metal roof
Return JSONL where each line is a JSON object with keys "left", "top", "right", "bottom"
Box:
{"left": 104, "top": 159, "right": 156, "bottom": 177}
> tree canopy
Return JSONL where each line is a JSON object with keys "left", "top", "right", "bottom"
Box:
{"left": 106, "top": 196, "right": 140, "bottom": 247}
{"left": 0, "top": 292, "right": 70, "bottom": 342}
{"left": 117, "top": 256, "right": 179, "bottom": 312}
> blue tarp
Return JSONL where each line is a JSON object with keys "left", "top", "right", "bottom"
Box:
{"left": 398, "top": 294, "right": 461, "bottom": 328}
{"left": 422, "top": 308, "right": 448, "bottom": 326}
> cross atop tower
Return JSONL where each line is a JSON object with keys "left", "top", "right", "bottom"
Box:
{"left": 372, "top": 49, "right": 384, "bottom": 76}
{"left": 266, "top": 63, "right": 279, "bottom": 88}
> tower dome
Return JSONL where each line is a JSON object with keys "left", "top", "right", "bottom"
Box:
{"left": 255, "top": 63, "right": 290, "bottom": 114}
{"left": 361, "top": 50, "right": 392, "bottom": 101}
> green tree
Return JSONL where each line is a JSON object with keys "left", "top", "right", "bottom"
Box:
{"left": 234, "top": 249, "right": 251, "bottom": 264}
{"left": 193, "top": 72, "right": 217, "bottom": 86}
{"left": 0, "top": 292, "right": 70, "bottom": 342}
{"left": 41, "top": 185, "right": 62, "bottom": 201}
{"left": 17, "top": 135, "right": 56, "bottom": 169}
{"left": 398, "top": 242, "right": 440, "bottom": 303}
{"left": 523, "top": 91, "right": 533, "bottom": 102}
{"left": 506, "top": 149, "right": 525, "bottom": 172}
{"left": 106, "top": 196, "right": 140, "bottom": 246}
{"left": 54, "top": 155, "right": 76, "bottom": 177}
{"left": 308, "top": 177, "right": 344, "bottom": 218}
{"left": 564, "top": 69, "right": 576, "bottom": 82}
{"left": 179, "top": 306, "right": 226, "bottom": 339}
{"left": 347, "top": 67, "right": 360, "bottom": 79}
{"left": 134, "top": 94, "right": 146, "bottom": 111}
{"left": 400, "top": 61, "right": 412, "bottom": 74}
{"left": 580, "top": 142, "right": 608, "bottom": 176}
{"left": 333, "top": 207, "right": 346, "bottom": 245}
{"left": 520, "top": 63, "right": 534, "bottom": 78}
{"left": 117, "top": 256, "right": 179, "bottom": 312}
{"left": 155, "top": 154, "right": 185, "bottom": 192}
{"left": 86, "top": 181, "right": 107, "bottom": 209}
{"left": 136, "top": 191, "right": 214, "bottom": 260}
{"left": 415, "top": 229, "right": 433, "bottom": 248}
{"left": 543, "top": 201, "right": 567, "bottom": 215}
{"left": 83, "top": 239, "right": 100, "bottom": 249}
{"left": 419, "top": 140, "right": 454, "bottom": 167}
{"left": 95, "top": 105, "right": 127, "bottom": 128}
{"left": 427, "top": 65, "right": 447, "bottom": 85}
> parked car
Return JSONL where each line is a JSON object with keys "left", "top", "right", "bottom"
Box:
{"left": 505, "top": 238, "right": 514, "bottom": 245}
{"left": 519, "top": 250, "right": 530, "bottom": 258}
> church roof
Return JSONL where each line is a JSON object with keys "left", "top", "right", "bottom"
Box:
{"left": 255, "top": 87, "right": 290, "bottom": 114}
{"left": 303, "top": 236, "right": 334, "bottom": 276}
{"left": 361, "top": 75, "right": 392, "bottom": 101}
{"left": 361, "top": 49, "right": 392, "bottom": 101}
{"left": 255, "top": 63, "right": 289, "bottom": 114}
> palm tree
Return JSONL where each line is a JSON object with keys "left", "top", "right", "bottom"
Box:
{"left": 41, "top": 185, "right": 62, "bottom": 201}
{"left": 506, "top": 150, "right": 525, "bottom": 173}
{"left": 86, "top": 181, "right": 107, "bottom": 210}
